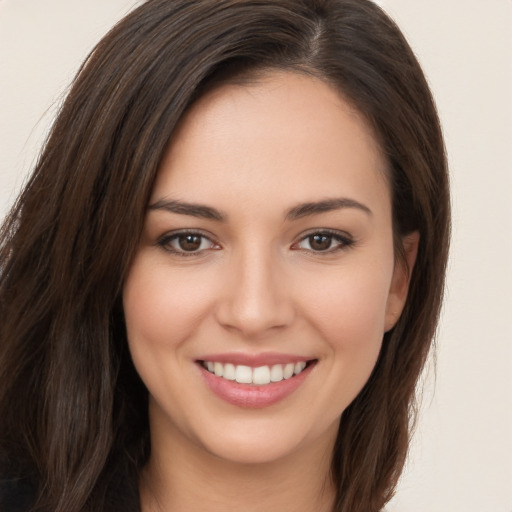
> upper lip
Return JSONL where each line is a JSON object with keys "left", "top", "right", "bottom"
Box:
{"left": 197, "top": 352, "right": 315, "bottom": 367}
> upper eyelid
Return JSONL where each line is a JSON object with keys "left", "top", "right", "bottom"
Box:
{"left": 155, "top": 228, "right": 354, "bottom": 250}
{"left": 157, "top": 228, "right": 218, "bottom": 243}
{"left": 292, "top": 229, "right": 355, "bottom": 252}
{"left": 156, "top": 230, "right": 220, "bottom": 254}
{"left": 295, "top": 228, "right": 353, "bottom": 241}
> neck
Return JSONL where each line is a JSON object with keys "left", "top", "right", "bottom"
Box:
{"left": 140, "top": 420, "right": 337, "bottom": 512}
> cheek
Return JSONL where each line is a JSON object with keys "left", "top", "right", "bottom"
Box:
{"left": 122, "top": 258, "right": 220, "bottom": 421}
{"left": 299, "top": 262, "right": 392, "bottom": 358}
{"left": 123, "top": 258, "right": 215, "bottom": 350}
{"left": 278, "top": 262, "right": 394, "bottom": 438}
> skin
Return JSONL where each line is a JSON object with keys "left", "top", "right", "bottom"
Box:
{"left": 123, "top": 71, "right": 418, "bottom": 511}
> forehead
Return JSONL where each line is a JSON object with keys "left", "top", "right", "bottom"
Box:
{"left": 152, "top": 71, "right": 389, "bottom": 214}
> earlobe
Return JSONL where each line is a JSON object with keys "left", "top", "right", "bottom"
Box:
{"left": 384, "top": 231, "right": 420, "bottom": 332}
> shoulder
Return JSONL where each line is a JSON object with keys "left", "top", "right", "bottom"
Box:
{"left": 0, "top": 477, "right": 35, "bottom": 512}
{"left": 0, "top": 452, "right": 35, "bottom": 512}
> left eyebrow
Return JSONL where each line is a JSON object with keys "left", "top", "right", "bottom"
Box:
{"left": 285, "top": 198, "right": 373, "bottom": 220}
{"left": 148, "top": 199, "right": 226, "bottom": 221}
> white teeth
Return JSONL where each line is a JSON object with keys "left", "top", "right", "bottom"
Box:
{"left": 223, "top": 363, "right": 236, "bottom": 381}
{"left": 294, "top": 362, "right": 306, "bottom": 374}
{"left": 283, "top": 363, "right": 294, "bottom": 379}
{"left": 235, "top": 365, "right": 252, "bottom": 384}
{"left": 214, "top": 362, "right": 223, "bottom": 377}
{"left": 253, "top": 366, "right": 271, "bottom": 385}
{"left": 203, "top": 360, "right": 309, "bottom": 385}
{"left": 270, "top": 364, "right": 283, "bottom": 382}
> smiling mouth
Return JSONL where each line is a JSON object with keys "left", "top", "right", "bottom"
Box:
{"left": 200, "top": 360, "right": 316, "bottom": 386}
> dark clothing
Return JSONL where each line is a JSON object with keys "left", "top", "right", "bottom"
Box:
{"left": 0, "top": 451, "right": 141, "bottom": 511}
{"left": 0, "top": 477, "right": 34, "bottom": 512}
{"left": 0, "top": 451, "right": 35, "bottom": 512}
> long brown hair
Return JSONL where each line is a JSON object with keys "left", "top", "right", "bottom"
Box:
{"left": 0, "top": 1, "right": 450, "bottom": 511}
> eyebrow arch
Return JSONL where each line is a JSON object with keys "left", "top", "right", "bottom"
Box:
{"left": 148, "top": 199, "right": 226, "bottom": 221}
{"left": 285, "top": 198, "right": 372, "bottom": 220}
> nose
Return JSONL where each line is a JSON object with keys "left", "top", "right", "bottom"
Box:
{"left": 215, "top": 248, "right": 295, "bottom": 338}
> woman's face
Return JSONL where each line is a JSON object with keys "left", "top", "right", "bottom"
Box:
{"left": 123, "top": 72, "right": 413, "bottom": 465}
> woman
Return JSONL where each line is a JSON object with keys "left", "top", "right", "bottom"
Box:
{"left": 0, "top": 0, "right": 450, "bottom": 511}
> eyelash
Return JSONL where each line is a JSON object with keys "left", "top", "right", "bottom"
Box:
{"left": 156, "top": 230, "right": 219, "bottom": 257}
{"left": 156, "top": 229, "right": 354, "bottom": 257}
{"left": 291, "top": 229, "right": 355, "bottom": 254}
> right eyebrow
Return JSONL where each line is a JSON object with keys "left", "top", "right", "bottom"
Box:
{"left": 285, "top": 197, "right": 372, "bottom": 220}
{"left": 148, "top": 199, "right": 226, "bottom": 221}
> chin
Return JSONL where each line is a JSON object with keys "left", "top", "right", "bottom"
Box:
{"left": 186, "top": 412, "right": 341, "bottom": 468}
{"left": 206, "top": 435, "right": 299, "bottom": 466}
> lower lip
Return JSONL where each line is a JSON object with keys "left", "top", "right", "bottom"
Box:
{"left": 198, "top": 362, "right": 315, "bottom": 409}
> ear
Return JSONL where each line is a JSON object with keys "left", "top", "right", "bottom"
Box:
{"left": 384, "top": 231, "right": 420, "bottom": 332}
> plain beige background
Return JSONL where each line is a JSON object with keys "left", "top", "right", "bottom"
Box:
{"left": 1, "top": 1, "right": 511, "bottom": 510}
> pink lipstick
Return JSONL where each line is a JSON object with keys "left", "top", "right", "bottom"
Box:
{"left": 196, "top": 354, "right": 316, "bottom": 408}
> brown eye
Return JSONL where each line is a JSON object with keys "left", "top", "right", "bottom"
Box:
{"left": 158, "top": 232, "right": 217, "bottom": 255}
{"left": 293, "top": 231, "right": 353, "bottom": 253}
{"left": 178, "top": 234, "right": 202, "bottom": 251}
{"left": 309, "top": 234, "right": 333, "bottom": 251}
